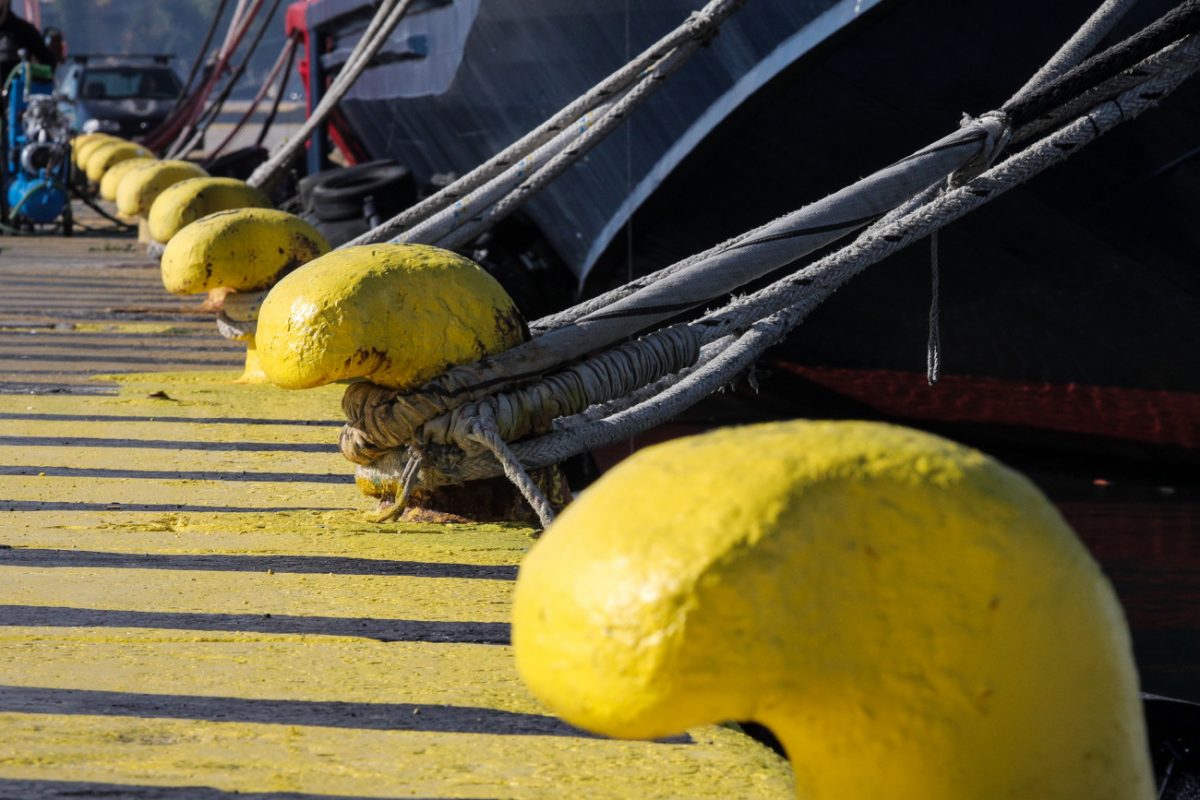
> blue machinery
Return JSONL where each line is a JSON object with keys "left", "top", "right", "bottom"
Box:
{"left": 1, "top": 61, "right": 72, "bottom": 234}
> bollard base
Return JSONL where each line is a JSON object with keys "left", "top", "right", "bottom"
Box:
{"left": 359, "top": 466, "right": 571, "bottom": 527}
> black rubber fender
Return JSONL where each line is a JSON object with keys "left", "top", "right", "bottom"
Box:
{"left": 310, "top": 160, "right": 415, "bottom": 222}
{"left": 205, "top": 146, "right": 269, "bottom": 181}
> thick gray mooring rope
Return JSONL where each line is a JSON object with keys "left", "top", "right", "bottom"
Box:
{"left": 340, "top": 116, "right": 1011, "bottom": 450}
{"left": 418, "top": 38, "right": 708, "bottom": 253}
{"left": 1007, "top": 0, "right": 1143, "bottom": 105}
{"left": 372, "top": 33, "right": 1200, "bottom": 512}
{"left": 328, "top": 2, "right": 1200, "bottom": 523}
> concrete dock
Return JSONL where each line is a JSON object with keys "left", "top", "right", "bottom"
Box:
{"left": 0, "top": 226, "right": 793, "bottom": 798}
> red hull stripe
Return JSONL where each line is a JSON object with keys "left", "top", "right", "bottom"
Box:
{"left": 775, "top": 362, "right": 1200, "bottom": 450}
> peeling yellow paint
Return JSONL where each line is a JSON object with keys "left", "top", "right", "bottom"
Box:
{"left": 160, "top": 208, "right": 328, "bottom": 295}
{"left": 256, "top": 244, "right": 525, "bottom": 390}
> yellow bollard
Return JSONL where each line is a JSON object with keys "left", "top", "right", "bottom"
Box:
{"left": 256, "top": 243, "right": 526, "bottom": 390}
{"left": 148, "top": 177, "right": 273, "bottom": 244}
{"left": 513, "top": 420, "right": 1154, "bottom": 799}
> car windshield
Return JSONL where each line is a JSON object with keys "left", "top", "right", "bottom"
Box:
{"left": 80, "top": 67, "right": 181, "bottom": 101}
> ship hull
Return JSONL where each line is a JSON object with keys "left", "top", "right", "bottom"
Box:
{"left": 298, "top": 0, "right": 1200, "bottom": 454}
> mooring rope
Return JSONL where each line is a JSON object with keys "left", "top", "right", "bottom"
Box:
{"left": 169, "top": 0, "right": 287, "bottom": 160}
{"left": 345, "top": 28, "right": 1200, "bottom": 519}
{"left": 255, "top": 34, "right": 300, "bottom": 149}
{"left": 146, "top": 0, "right": 267, "bottom": 153}
{"left": 1007, "top": 0, "right": 1143, "bottom": 105}
{"left": 214, "top": 0, "right": 749, "bottom": 343}
{"left": 343, "top": 0, "right": 747, "bottom": 248}
{"left": 401, "top": 39, "right": 702, "bottom": 253}
{"left": 1003, "top": 0, "right": 1200, "bottom": 127}
{"left": 340, "top": 116, "right": 1011, "bottom": 451}
{"left": 205, "top": 33, "right": 299, "bottom": 164}
{"left": 169, "top": 0, "right": 231, "bottom": 122}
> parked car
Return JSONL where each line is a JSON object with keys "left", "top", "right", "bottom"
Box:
{"left": 56, "top": 54, "right": 181, "bottom": 137}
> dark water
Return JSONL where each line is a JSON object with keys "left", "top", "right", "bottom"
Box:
{"left": 1054, "top": 492, "right": 1200, "bottom": 701}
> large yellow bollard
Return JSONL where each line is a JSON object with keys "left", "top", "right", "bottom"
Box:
{"left": 161, "top": 208, "right": 329, "bottom": 295}
{"left": 116, "top": 160, "right": 208, "bottom": 218}
{"left": 73, "top": 134, "right": 119, "bottom": 171}
{"left": 513, "top": 420, "right": 1154, "bottom": 799}
{"left": 257, "top": 243, "right": 552, "bottom": 522}
{"left": 85, "top": 141, "right": 153, "bottom": 183}
{"left": 148, "top": 177, "right": 273, "bottom": 244}
{"left": 98, "top": 156, "right": 156, "bottom": 202}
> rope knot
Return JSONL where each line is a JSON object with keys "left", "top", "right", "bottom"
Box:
{"left": 950, "top": 110, "right": 1011, "bottom": 185}
{"left": 688, "top": 0, "right": 744, "bottom": 46}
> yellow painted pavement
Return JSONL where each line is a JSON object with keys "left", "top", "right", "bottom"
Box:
{"left": 0, "top": 236, "right": 792, "bottom": 798}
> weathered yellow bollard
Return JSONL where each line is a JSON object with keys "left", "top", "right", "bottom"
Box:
{"left": 73, "top": 134, "right": 119, "bottom": 171}
{"left": 513, "top": 420, "right": 1154, "bottom": 799}
{"left": 116, "top": 160, "right": 208, "bottom": 218}
{"left": 161, "top": 208, "right": 329, "bottom": 295}
{"left": 257, "top": 243, "right": 525, "bottom": 390}
{"left": 257, "top": 243, "right": 561, "bottom": 522}
{"left": 148, "top": 177, "right": 273, "bottom": 244}
{"left": 84, "top": 140, "right": 153, "bottom": 183}
{"left": 98, "top": 156, "right": 156, "bottom": 202}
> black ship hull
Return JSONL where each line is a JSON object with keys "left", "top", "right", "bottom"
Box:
{"left": 297, "top": 0, "right": 1200, "bottom": 454}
